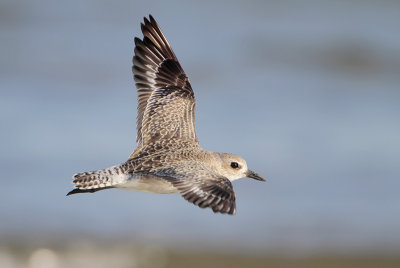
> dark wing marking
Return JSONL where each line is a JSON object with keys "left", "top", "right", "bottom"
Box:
{"left": 171, "top": 176, "right": 236, "bottom": 215}
{"left": 133, "top": 15, "right": 197, "bottom": 147}
{"left": 154, "top": 164, "right": 236, "bottom": 215}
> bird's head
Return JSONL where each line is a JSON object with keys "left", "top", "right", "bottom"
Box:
{"left": 216, "top": 153, "right": 266, "bottom": 182}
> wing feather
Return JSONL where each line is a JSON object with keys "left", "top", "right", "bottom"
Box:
{"left": 132, "top": 15, "right": 197, "bottom": 147}
{"left": 153, "top": 163, "right": 236, "bottom": 215}
{"left": 172, "top": 176, "right": 236, "bottom": 215}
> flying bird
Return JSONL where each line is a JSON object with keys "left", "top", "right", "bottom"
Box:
{"left": 67, "top": 15, "right": 265, "bottom": 214}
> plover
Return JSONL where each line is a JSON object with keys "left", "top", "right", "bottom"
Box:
{"left": 67, "top": 15, "right": 265, "bottom": 214}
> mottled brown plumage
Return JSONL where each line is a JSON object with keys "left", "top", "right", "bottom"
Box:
{"left": 133, "top": 15, "right": 197, "bottom": 147}
{"left": 68, "top": 15, "right": 265, "bottom": 215}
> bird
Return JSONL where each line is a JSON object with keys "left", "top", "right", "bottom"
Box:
{"left": 67, "top": 15, "right": 265, "bottom": 215}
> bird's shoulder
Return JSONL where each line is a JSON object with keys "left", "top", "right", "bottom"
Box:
{"left": 125, "top": 141, "right": 204, "bottom": 173}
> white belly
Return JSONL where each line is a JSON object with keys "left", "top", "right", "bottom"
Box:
{"left": 116, "top": 174, "right": 179, "bottom": 194}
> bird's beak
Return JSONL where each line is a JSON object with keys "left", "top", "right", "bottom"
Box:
{"left": 246, "top": 170, "right": 266, "bottom": 182}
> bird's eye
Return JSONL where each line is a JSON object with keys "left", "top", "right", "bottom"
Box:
{"left": 230, "top": 162, "right": 239, "bottom": 169}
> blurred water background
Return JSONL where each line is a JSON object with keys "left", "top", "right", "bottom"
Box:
{"left": 1, "top": 0, "right": 400, "bottom": 267}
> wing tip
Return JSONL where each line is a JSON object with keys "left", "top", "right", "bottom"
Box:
{"left": 134, "top": 37, "right": 142, "bottom": 45}
{"left": 211, "top": 201, "right": 236, "bottom": 215}
{"left": 149, "top": 14, "right": 155, "bottom": 22}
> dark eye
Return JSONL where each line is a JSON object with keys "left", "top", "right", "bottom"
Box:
{"left": 230, "top": 162, "right": 239, "bottom": 169}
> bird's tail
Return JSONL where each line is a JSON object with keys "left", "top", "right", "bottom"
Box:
{"left": 67, "top": 164, "right": 128, "bottom": 196}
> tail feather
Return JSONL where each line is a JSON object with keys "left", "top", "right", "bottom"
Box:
{"left": 66, "top": 186, "right": 114, "bottom": 196}
{"left": 67, "top": 165, "right": 128, "bottom": 196}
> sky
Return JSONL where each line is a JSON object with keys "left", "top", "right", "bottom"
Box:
{"left": 1, "top": 0, "right": 400, "bottom": 255}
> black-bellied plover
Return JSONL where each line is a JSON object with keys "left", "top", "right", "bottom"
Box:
{"left": 67, "top": 15, "right": 265, "bottom": 214}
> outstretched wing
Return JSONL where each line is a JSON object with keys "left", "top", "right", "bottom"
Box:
{"left": 154, "top": 163, "right": 236, "bottom": 215}
{"left": 133, "top": 15, "right": 198, "bottom": 147}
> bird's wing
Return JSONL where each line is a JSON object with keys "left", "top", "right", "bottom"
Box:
{"left": 153, "top": 163, "right": 236, "bottom": 215}
{"left": 132, "top": 15, "right": 197, "bottom": 148}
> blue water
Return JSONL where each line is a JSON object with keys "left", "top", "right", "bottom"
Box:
{"left": 1, "top": 0, "right": 400, "bottom": 254}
